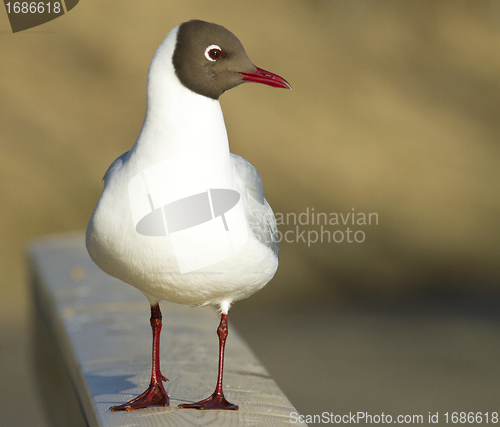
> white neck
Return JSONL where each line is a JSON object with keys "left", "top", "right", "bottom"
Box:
{"left": 130, "top": 26, "right": 229, "bottom": 161}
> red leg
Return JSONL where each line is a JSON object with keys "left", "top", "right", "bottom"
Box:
{"left": 179, "top": 313, "right": 238, "bottom": 410}
{"left": 110, "top": 304, "right": 169, "bottom": 411}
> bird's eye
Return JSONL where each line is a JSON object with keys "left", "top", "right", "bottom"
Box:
{"left": 204, "top": 45, "right": 222, "bottom": 62}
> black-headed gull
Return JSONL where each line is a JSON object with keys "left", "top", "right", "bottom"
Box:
{"left": 86, "top": 19, "right": 291, "bottom": 411}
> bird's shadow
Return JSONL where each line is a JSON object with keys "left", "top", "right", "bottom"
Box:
{"left": 85, "top": 373, "right": 140, "bottom": 396}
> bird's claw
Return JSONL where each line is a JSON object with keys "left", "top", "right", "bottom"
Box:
{"left": 110, "top": 382, "right": 169, "bottom": 411}
{"left": 179, "top": 392, "right": 238, "bottom": 410}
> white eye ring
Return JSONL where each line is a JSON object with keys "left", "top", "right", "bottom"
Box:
{"left": 204, "top": 44, "right": 222, "bottom": 61}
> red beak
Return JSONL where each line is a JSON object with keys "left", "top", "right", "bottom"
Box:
{"left": 239, "top": 67, "right": 292, "bottom": 90}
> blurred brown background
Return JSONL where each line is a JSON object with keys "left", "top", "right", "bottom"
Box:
{"left": 1, "top": 1, "right": 500, "bottom": 425}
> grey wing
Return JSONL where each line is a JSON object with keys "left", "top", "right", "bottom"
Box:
{"left": 103, "top": 151, "right": 129, "bottom": 183}
{"left": 231, "top": 153, "right": 279, "bottom": 259}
